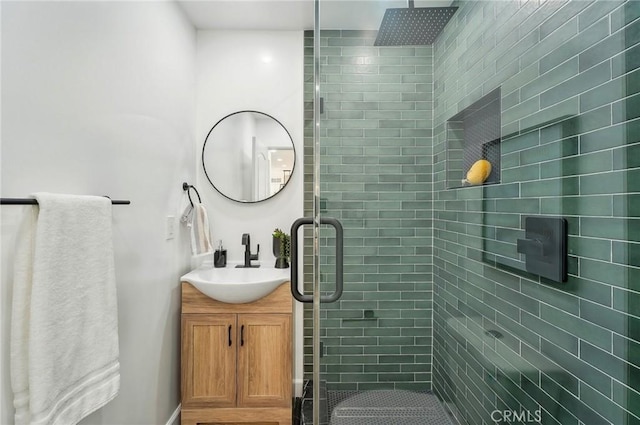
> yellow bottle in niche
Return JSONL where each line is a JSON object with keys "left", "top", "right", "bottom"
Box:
{"left": 462, "top": 159, "right": 492, "bottom": 185}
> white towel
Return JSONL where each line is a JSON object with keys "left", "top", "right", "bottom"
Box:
{"left": 10, "top": 193, "right": 120, "bottom": 425}
{"left": 189, "top": 202, "right": 213, "bottom": 255}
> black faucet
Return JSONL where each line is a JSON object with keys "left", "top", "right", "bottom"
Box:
{"left": 236, "top": 233, "right": 260, "bottom": 268}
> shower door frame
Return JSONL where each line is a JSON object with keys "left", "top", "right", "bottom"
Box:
{"left": 311, "top": 0, "right": 322, "bottom": 423}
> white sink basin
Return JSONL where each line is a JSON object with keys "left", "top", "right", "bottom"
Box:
{"left": 181, "top": 266, "right": 290, "bottom": 304}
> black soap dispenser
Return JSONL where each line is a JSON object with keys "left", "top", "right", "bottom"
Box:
{"left": 214, "top": 240, "right": 227, "bottom": 268}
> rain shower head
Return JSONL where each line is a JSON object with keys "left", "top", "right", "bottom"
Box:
{"left": 374, "top": 1, "right": 458, "bottom": 46}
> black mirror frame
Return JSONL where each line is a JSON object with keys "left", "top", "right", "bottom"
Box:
{"left": 202, "top": 110, "right": 296, "bottom": 203}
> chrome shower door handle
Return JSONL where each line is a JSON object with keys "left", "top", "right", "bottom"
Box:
{"left": 290, "top": 217, "right": 344, "bottom": 304}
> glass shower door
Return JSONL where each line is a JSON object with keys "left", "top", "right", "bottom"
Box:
{"left": 303, "top": 1, "right": 439, "bottom": 423}
{"left": 307, "top": 1, "right": 640, "bottom": 425}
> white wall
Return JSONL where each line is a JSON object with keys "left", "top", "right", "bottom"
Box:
{"left": 196, "top": 30, "right": 304, "bottom": 254}
{"left": 0, "top": 2, "right": 196, "bottom": 424}
{"left": 196, "top": 30, "right": 304, "bottom": 391}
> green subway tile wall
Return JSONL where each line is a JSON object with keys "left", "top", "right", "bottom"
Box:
{"left": 304, "top": 30, "right": 434, "bottom": 390}
{"left": 432, "top": 1, "right": 640, "bottom": 424}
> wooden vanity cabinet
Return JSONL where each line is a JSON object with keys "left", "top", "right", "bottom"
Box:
{"left": 181, "top": 282, "right": 292, "bottom": 425}
{"left": 182, "top": 314, "right": 237, "bottom": 407}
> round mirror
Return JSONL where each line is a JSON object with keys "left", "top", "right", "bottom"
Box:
{"left": 202, "top": 111, "right": 296, "bottom": 203}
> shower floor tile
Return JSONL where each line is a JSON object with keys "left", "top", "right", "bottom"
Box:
{"left": 301, "top": 382, "right": 454, "bottom": 425}
{"left": 329, "top": 390, "right": 453, "bottom": 425}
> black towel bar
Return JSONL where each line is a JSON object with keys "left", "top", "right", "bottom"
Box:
{"left": 0, "top": 197, "right": 130, "bottom": 205}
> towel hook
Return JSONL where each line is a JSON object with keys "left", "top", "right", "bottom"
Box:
{"left": 182, "top": 182, "right": 201, "bottom": 207}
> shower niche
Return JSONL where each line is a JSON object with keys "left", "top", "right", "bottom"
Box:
{"left": 446, "top": 88, "right": 501, "bottom": 189}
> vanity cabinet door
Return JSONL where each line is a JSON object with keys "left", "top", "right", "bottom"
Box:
{"left": 182, "top": 314, "right": 237, "bottom": 408}
{"left": 237, "top": 314, "right": 292, "bottom": 408}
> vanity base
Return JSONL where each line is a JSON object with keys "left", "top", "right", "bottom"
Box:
{"left": 181, "top": 407, "right": 291, "bottom": 425}
{"left": 181, "top": 282, "right": 292, "bottom": 425}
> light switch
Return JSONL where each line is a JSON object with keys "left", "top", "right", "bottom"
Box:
{"left": 166, "top": 216, "right": 175, "bottom": 240}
